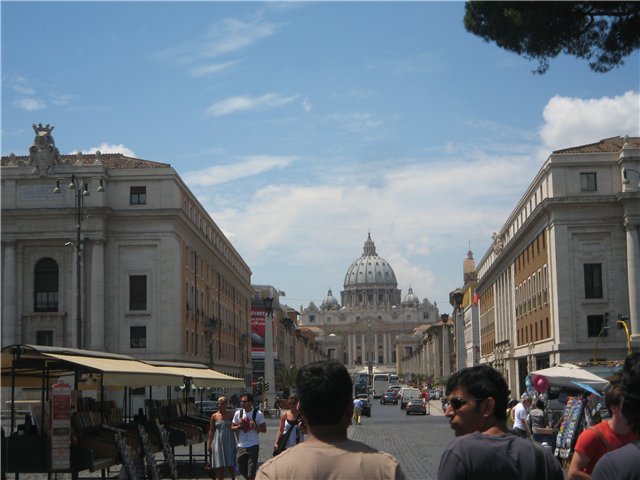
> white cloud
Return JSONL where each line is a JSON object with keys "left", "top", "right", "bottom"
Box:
{"left": 539, "top": 90, "right": 640, "bottom": 152}
{"left": 204, "top": 93, "right": 298, "bottom": 117}
{"left": 189, "top": 60, "right": 242, "bottom": 78}
{"left": 182, "top": 154, "right": 295, "bottom": 187}
{"left": 302, "top": 97, "right": 312, "bottom": 113}
{"left": 14, "top": 98, "right": 45, "bottom": 111}
{"left": 199, "top": 146, "right": 539, "bottom": 307}
{"left": 153, "top": 17, "right": 280, "bottom": 65}
{"left": 74, "top": 143, "right": 137, "bottom": 157}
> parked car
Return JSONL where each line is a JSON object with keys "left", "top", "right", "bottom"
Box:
{"left": 406, "top": 398, "right": 429, "bottom": 415}
{"left": 380, "top": 391, "right": 398, "bottom": 405}
{"left": 195, "top": 400, "right": 218, "bottom": 417}
{"left": 356, "top": 393, "right": 372, "bottom": 417}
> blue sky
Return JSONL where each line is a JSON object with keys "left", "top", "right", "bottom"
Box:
{"left": 2, "top": 1, "right": 639, "bottom": 313}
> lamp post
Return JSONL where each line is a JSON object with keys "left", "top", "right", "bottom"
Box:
{"left": 54, "top": 174, "right": 104, "bottom": 349}
{"left": 261, "top": 288, "right": 276, "bottom": 410}
{"left": 450, "top": 289, "right": 465, "bottom": 371}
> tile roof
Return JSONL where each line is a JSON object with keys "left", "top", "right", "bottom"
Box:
{"left": 552, "top": 136, "right": 640, "bottom": 154}
{"left": 1, "top": 153, "right": 171, "bottom": 169}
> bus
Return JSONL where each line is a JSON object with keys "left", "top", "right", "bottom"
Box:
{"left": 372, "top": 373, "right": 390, "bottom": 399}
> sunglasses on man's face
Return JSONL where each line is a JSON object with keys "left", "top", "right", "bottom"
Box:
{"left": 447, "top": 396, "right": 484, "bottom": 411}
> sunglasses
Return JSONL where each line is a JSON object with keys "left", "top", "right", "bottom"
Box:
{"left": 447, "top": 396, "right": 484, "bottom": 410}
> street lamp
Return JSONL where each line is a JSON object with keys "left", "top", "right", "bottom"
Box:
{"left": 261, "top": 287, "right": 276, "bottom": 410}
{"left": 54, "top": 174, "right": 105, "bottom": 349}
{"left": 450, "top": 289, "right": 465, "bottom": 371}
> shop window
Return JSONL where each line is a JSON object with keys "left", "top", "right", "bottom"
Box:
{"left": 130, "top": 326, "right": 147, "bottom": 348}
{"left": 129, "top": 275, "right": 147, "bottom": 310}
{"left": 584, "top": 264, "right": 603, "bottom": 298}
{"left": 34, "top": 257, "right": 59, "bottom": 312}
{"left": 130, "top": 186, "right": 146, "bottom": 205}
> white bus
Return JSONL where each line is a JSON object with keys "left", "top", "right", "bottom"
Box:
{"left": 372, "top": 373, "right": 390, "bottom": 399}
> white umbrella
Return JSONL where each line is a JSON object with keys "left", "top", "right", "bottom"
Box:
{"left": 529, "top": 363, "right": 609, "bottom": 391}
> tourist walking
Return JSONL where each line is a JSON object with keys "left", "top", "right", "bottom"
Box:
{"left": 257, "top": 360, "right": 404, "bottom": 479}
{"left": 231, "top": 393, "right": 266, "bottom": 480}
{"left": 273, "top": 394, "right": 305, "bottom": 456}
{"left": 207, "top": 396, "right": 236, "bottom": 480}
{"left": 437, "top": 364, "right": 563, "bottom": 480}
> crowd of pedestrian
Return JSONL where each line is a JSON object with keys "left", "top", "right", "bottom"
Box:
{"left": 202, "top": 353, "right": 640, "bottom": 480}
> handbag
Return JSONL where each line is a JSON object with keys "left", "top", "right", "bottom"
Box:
{"left": 273, "top": 416, "right": 299, "bottom": 456}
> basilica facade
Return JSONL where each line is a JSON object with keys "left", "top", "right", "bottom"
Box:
{"left": 299, "top": 233, "right": 440, "bottom": 375}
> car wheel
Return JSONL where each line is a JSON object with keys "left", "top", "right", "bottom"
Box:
{"left": 406, "top": 411, "right": 410, "bottom": 415}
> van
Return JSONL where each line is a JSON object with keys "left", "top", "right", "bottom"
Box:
{"left": 399, "top": 387, "right": 421, "bottom": 409}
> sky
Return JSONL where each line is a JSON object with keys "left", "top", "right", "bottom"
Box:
{"left": 2, "top": 1, "right": 639, "bottom": 314}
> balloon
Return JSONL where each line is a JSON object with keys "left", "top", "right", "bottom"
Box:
{"left": 533, "top": 375, "right": 549, "bottom": 393}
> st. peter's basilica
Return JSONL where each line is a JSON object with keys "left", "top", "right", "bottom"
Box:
{"left": 299, "top": 233, "right": 440, "bottom": 375}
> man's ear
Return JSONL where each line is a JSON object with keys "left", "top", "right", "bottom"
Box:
{"left": 482, "top": 397, "right": 496, "bottom": 418}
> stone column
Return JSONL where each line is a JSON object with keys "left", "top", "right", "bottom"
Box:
{"left": 90, "top": 240, "right": 105, "bottom": 350}
{"left": 624, "top": 220, "right": 640, "bottom": 344}
{"left": 2, "top": 241, "right": 17, "bottom": 345}
{"left": 373, "top": 332, "right": 378, "bottom": 364}
{"left": 383, "top": 332, "right": 389, "bottom": 366}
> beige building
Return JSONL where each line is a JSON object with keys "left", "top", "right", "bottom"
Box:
{"left": 475, "top": 136, "right": 640, "bottom": 395}
{"left": 1, "top": 124, "right": 253, "bottom": 386}
{"left": 299, "top": 233, "right": 440, "bottom": 377}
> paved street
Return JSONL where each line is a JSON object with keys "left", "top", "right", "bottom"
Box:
{"left": 4, "top": 400, "right": 452, "bottom": 480}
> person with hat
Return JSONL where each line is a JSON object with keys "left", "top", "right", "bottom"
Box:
{"left": 512, "top": 393, "right": 533, "bottom": 437}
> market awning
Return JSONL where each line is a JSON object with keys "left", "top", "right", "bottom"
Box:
{"left": 1, "top": 345, "right": 184, "bottom": 388}
{"left": 529, "top": 363, "right": 609, "bottom": 391}
{"left": 145, "top": 361, "right": 245, "bottom": 388}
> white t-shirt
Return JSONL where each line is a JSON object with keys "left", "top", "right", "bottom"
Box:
{"left": 512, "top": 402, "right": 528, "bottom": 430}
{"left": 232, "top": 407, "right": 265, "bottom": 448}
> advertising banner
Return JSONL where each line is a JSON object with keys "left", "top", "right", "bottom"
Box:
{"left": 251, "top": 307, "right": 276, "bottom": 360}
{"left": 51, "top": 382, "right": 71, "bottom": 471}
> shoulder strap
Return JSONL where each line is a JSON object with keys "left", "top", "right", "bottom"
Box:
{"left": 252, "top": 408, "right": 258, "bottom": 422}
{"left": 529, "top": 438, "right": 547, "bottom": 480}
{"left": 588, "top": 426, "right": 610, "bottom": 451}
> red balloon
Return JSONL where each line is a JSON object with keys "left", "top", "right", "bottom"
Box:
{"left": 533, "top": 375, "right": 549, "bottom": 393}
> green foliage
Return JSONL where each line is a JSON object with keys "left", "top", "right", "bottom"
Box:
{"left": 464, "top": 2, "right": 640, "bottom": 73}
{"left": 276, "top": 365, "right": 299, "bottom": 391}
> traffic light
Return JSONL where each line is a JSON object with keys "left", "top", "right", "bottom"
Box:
{"left": 264, "top": 382, "right": 269, "bottom": 391}
{"left": 602, "top": 313, "right": 609, "bottom": 336}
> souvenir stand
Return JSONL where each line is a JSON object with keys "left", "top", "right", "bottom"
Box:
{"left": 528, "top": 363, "right": 609, "bottom": 467}
{"left": 1, "top": 344, "right": 244, "bottom": 479}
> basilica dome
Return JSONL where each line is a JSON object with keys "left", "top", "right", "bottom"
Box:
{"left": 343, "top": 233, "right": 398, "bottom": 288}
{"left": 341, "top": 234, "right": 401, "bottom": 308}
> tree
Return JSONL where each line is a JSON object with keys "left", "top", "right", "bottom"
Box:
{"left": 464, "top": 2, "right": 640, "bottom": 73}
{"left": 275, "top": 365, "right": 298, "bottom": 395}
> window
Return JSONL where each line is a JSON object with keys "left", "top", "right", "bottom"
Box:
{"left": 34, "top": 258, "right": 59, "bottom": 312}
{"left": 130, "top": 326, "right": 147, "bottom": 348}
{"left": 309, "top": 315, "right": 315, "bottom": 323}
{"left": 580, "top": 173, "right": 597, "bottom": 192}
{"left": 36, "top": 330, "right": 54, "bottom": 346}
{"left": 587, "top": 315, "right": 607, "bottom": 337}
{"left": 130, "top": 186, "right": 146, "bottom": 205}
{"left": 129, "top": 275, "right": 147, "bottom": 310}
{"left": 584, "top": 264, "right": 603, "bottom": 298}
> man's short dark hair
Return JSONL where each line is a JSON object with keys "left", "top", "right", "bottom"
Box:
{"left": 604, "top": 382, "right": 622, "bottom": 416}
{"left": 620, "top": 352, "right": 640, "bottom": 434}
{"left": 296, "top": 360, "right": 352, "bottom": 426}
{"left": 241, "top": 392, "right": 253, "bottom": 402}
{"left": 446, "top": 364, "right": 509, "bottom": 421}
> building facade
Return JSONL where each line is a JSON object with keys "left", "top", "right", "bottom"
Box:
{"left": 1, "top": 124, "right": 253, "bottom": 384}
{"left": 299, "top": 233, "right": 440, "bottom": 376}
{"left": 475, "top": 136, "right": 640, "bottom": 395}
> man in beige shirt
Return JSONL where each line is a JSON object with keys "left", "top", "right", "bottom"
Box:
{"left": 257, "top": 360, "right": 404, "bottom": 480}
